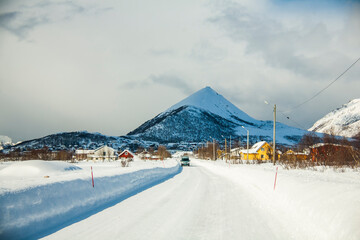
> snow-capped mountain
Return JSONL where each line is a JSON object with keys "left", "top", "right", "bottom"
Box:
{"left": 0, "top": 135, "right": 12, "bottom": 145}
{"left": 309, "top": 99, "right": 360, "bottom": 138}
{"left": 128, "top": 87, "right": 307, "bottom": 146}
{"left": 2, "top": 87, "right": 312, "bottom": 153}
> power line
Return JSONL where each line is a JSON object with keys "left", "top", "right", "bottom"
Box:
{"left": 278, "top": 110, "right": 307, "bottom": 130}
{"left": 286, "top": 57, "right": 360, "bottom": 112}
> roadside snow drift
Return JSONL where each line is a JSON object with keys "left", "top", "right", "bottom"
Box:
{"left": 0, "top": 160, "right": 180, "bottom": 239}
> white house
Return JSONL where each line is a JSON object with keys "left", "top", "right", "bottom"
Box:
{"left": 75, "top": 145, "right": 117, "bottom": 161}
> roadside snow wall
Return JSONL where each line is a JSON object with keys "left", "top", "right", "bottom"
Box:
{"left": 0, "top": 164, "right": 180, "bottom": 239}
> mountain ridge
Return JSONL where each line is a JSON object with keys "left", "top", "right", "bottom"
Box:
{"left": 309, "top": 99, "right": 360, "bottom": 138}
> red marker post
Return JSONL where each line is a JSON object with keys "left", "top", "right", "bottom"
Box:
{"left": 91, "top": 166, "right": 94, "bottom": 188}
{"left": 274, "top": 167, "right": 278, "bottom": 191}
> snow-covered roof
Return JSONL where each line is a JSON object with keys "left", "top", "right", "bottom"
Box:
{"left": 240, "top": 141, "right": 268, "bottom": 154}
{"left": 251, "top": 141, "right": 267, "bottom": 151}
{"left": 309, "top": 143, "right": 352, "bottom": 149}
{"left": 75, "top": 149, "right": 94, "bottom": 154}
{"left": 230, "top": 147, "right": 242, "bottom": 152}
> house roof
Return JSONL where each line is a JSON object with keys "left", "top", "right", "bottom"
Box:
{"left": 240, "top": 141, "right": 268, "bottom": 154}
{"left": 230, "top": 147, "right": 242, "bottom": 152}
{"left": 119, "top": 149, "right": 135, "bottom": 157}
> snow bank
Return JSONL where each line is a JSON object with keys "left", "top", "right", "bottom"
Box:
{"left": 0, "top": 160, "right": 180, "bottom": 239}
{"left": 0, "top": 160, "right": 81, "bottom": 178}
{"left": 194, "top": 159, "right": 360, "bottom": 240}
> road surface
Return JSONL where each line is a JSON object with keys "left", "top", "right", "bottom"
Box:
{"left": 42, "top": 160, "right": 289, "bottom": 240}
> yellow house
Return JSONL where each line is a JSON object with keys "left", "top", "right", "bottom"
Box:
{"left": 240, "top": 141, "right": 274, "bottom": 160}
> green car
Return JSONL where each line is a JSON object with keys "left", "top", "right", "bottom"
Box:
{"left": 180, "top": 156, "right": 190, "bottom": 166}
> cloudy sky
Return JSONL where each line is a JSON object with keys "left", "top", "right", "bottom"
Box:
{"left": 0, "top": 0, "right": 359, "bottom": 142}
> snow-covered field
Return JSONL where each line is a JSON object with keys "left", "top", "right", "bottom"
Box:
{"left": 195, "top": 159, "right": 360, "bottom": 240}
{"left": 1, "top": 157, "right": 359, "bottom": 240}
{"left": 0, "top": 159, "right": 180, "bottom": 239}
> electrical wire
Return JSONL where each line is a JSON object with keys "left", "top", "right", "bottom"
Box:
{"left": 286, "top": 57, "right": 360, "bottom": 112}
{"left": 265, "top": 57, "right": 359, "bottom": 130}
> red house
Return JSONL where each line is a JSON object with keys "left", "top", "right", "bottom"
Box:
{"left": 309, "top": 143, "right": 352, "bottom": 163}
{"left": 118, "top": 150, "right": 134, "bottom": 160}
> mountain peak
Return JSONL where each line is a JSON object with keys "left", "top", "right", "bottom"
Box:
{"left": 165, "top": 87, "right": 256, "bottom": 124}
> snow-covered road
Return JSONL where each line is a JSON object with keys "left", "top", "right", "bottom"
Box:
{"left": 43, "top": 161, "right": 290, "bottom": 240}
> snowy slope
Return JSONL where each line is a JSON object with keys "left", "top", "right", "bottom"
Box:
{"left": 309, "top": 99, "right": 360, "bottom": 138}
{"left": 166, "top": 86, "right": 259, "bottom": 125}
{"left": 128, "top": 87, "right": 307, "bottom": 146}
{"left": 0, "top": 160, "right": 180, "bottom": 239}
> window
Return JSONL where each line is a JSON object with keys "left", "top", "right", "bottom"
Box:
{"left": 125, "top": 152, "right": 128, "bottom": 156}
{"left": 103, "top": 152, "right": 106, "bottom": 156}
{"left": 261, "top": 155, "right": 264, "bottom": 159}
{"left": 261, "top": 148, "right": 264, "bottom": 151}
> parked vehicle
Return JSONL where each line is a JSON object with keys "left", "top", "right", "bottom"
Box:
{"left": 180, "top": 156, "right": 190, "bottom": 166}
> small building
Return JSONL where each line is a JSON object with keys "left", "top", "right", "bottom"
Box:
{"left": 283, "top": 150, "right": 308, "bottom": 161}
{"left": 118, "top": 149, "right": 134, "bottom": 161}
{"left": 230, "top": 147, "right": 242, "bottom": 159}
{"left": 138, "top": 150, "right": 150, "bottom": 160}
{"left": 240, "top": 141, "right": 274, "bottom": 160}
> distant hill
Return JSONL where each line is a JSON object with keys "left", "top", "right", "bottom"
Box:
{"left": 309, "top": 99, "right": 360, "bottom": 138}
{"left": 2, "top": 131, "right": 150, "bottom": 152}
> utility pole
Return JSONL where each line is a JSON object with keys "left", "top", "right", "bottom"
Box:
{"left": 230, "top": 136, "right": 231, "bottom": 162}
{"left": 225, "top": 138, "right": 227, "bottom": 162}
{"left": 213, "top": 138, "right": 216, "bottom": 161}
{"left": 242, "top": 126, "right": 249, "bottom": 161}
{"left": 273, "top": 104, "right": 276, "bottom": 165}
{"left": 246, "top": 131, "right": 249, "bottom": 160}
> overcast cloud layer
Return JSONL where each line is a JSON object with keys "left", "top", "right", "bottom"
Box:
{"left": 0, "top": 0, "right": 359, "bottom": 142}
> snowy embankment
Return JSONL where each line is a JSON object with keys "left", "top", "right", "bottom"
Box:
{"left": 0, "top": 159, "right": 180, "bottom": 239}
{"left": 195, "top": 159, "right": 360, "bottom": 240}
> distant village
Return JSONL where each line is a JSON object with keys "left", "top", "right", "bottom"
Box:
{"left": 1, "top": 132, "right": 359, "bottom": 168}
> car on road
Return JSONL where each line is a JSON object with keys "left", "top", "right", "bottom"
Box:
{"left": 180, "top": 156, "right": 190, "bottom": 166}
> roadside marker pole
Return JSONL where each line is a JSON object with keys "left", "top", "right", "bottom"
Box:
{"left": 274, "top": 167, "right": 278, "bottom": 191}
{"left": 91, "top": 166, "right": 94, "bottom": 188}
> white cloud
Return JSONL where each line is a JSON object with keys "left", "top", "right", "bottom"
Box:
{"left": 0, "top": 0, "right": 359, "bottom": 141}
